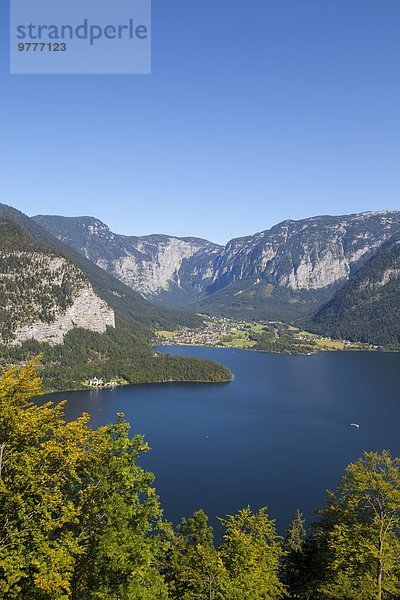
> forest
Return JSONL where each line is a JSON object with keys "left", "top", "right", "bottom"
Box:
{"left": 0, "top": 326, "right": 232, "bottom": 391}
{"left": 309, "top": 237, "right": 400, "bottom": 349}
{"left": 0, "top": 360, "right": 399, "bottom": 599}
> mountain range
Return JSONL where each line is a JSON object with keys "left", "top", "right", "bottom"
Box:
{"left": 2, "top": 202, "right": 400, "bottom": 380}
{"left": 0, "top": 203, "right": 232, "bottom": 390}
{"left": 34, "top": 210, "right": 400, "bottom": 322}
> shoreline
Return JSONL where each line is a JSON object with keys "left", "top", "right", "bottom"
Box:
{"left": 156, "top": 340, "right": 383, "bottom": 356}
{"left": 155, "top": 316, "right": 381, "bottom": 356}
{"left": 42, "top": 376, "right": 233, "bottom": 396}
{"left": 39, "top": 338, "right": 393, "bottom": 396}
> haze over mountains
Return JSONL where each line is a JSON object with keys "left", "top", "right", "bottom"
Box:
{"left": 35, "top": 210, "right": 400, "bottom": 321}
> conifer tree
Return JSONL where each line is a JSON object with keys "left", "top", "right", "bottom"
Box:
{"left": 164, "top": 509, "right": 227, "bottom": 600}
{"left": 281, "top": 510, "right": 307, "bottom": 599}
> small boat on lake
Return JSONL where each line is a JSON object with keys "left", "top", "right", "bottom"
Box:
{"left": 350, "top": 423, "right": 360, "bottom": 428}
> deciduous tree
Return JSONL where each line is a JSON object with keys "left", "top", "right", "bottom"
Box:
{"left": 318, "top": 451, "right": 400, "bottom": 600}
{"left": 219, "top": 506, "right": 284, "bottom": 599}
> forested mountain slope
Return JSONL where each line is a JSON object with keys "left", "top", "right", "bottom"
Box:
{"left": 0, "top": 206, "right": 231, "bottom": 390}
{"left": 309, "top": 235, "right": 400, "bottom": 347}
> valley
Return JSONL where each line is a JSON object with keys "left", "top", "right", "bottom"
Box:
{"left": 4, "top": 7, "right": 400, "bottom": 597}
{"left": 1, "top": 203, "right": 400, "bottom": 393}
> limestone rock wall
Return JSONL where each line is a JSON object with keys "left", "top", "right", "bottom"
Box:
{"left": 12, "top": 284, "right": 115, "bottom": 346}
{"left": 34, "top": 211, "right": 400, "bottom": 300}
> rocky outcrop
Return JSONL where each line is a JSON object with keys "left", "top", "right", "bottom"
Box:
{"left": 99, "top": 235, "right": 221, "bottom": 296}
{"left": 33, "top": 216, "right": 222, "bottom": 297}
{"left": 13, "top": 284, "right": 115, "bottom": 346}
{"left": 0, "top": 219, "right": 115, "bottom": 347}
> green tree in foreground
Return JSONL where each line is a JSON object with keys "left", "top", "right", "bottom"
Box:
{"left": 315, "top": 451, "right": 400, "bottom": 600}
{"left": 71, "top": 415, "right": 169, "bottom": 600}
{"left": 1, "top": 359, "right": 400, "bottom": 599}
{"left": 219, "top": 507, "right": 284, "bottom": 599}
{"left": 281, "top": 510, "right": 307, "bottom": 599}
{"left": 164, "top": 510, "right": 228, "bottom": 599}
{"left": 0, "top": 360, "right": 168, "bottom": 599}
{"left": 0, "top": 359, "right": 90, "bottom": 597}
{"left": 165, "top": 507, "right": 285, "bottom": 600}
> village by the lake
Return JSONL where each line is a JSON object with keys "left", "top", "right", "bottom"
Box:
{"left": 156, "top": 316, "right": 373, "bottom": 355}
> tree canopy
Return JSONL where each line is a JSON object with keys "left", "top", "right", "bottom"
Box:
{"left": 1, "top": 360, "right": 400, "bottom": 599}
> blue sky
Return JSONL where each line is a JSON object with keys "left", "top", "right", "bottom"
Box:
{"left": 1, "top": 0, "right": 399, "bottom": 244}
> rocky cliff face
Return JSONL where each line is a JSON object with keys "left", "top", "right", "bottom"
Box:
{"left": 0, "top": 220, "right": 115, "bottom": 346}
{"left": 98, "top": 235, "right": 221, "bottom": 296}
{"left": 35, "top": 212, "right": 400, "bottom": 309}
{"left": 208, "top": 211, "right": 400, "bottom": 293}
{"left": 0, "top": 203, "right": 202, "bottom": 333}
{"left": 33, "top": 215, "right": 222, "bottom": 297}
{"left": 12, "top": 280, "right": 115, "bottom": 346}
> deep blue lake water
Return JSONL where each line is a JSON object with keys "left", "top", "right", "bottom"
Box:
{"left": 44, "top": 347, "right": 400, "bottom": 533}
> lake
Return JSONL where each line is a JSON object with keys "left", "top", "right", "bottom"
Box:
{"left": 44, "top": 346, "right": 400, "bottom": 534}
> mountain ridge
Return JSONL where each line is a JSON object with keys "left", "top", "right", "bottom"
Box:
{"left": 33, "top": 213, "right": 222, "bottom": 299}
{"left": 34, "top": 210, "right": 400, "bottom": 321}
{"left": 1, "top": 204, "right": 202, "bottom": 332}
